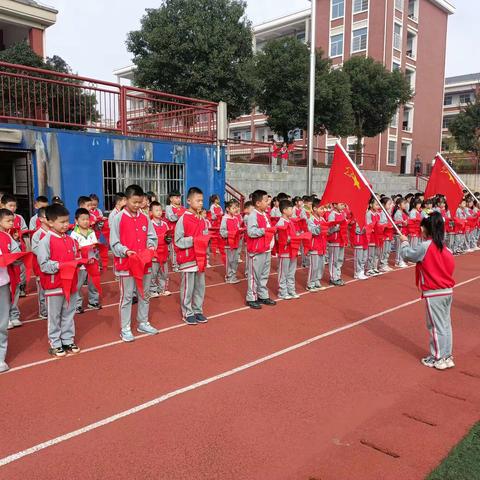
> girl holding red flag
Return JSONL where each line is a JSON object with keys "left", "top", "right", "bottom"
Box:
{"left": 70, "top": 208, "right": 102, "bottom": 314}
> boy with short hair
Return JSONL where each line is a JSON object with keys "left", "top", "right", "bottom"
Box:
{"left": 77, "top": 196, "right": 92, "bottom": 210}
{"left": 245, "top": 190, "right": 277, "bottom": 309}
{"left": 70, "top": 208, "right": 102, "bottom": 313}
{"left": 37, "top": 204, "right": 82, "bottom": 357}
{"left": 307, "top": 199, "right": 328, "bottom": 290}
{"left": 29, "top": 195, "right": 49, "bottom": 231}
{"left": 165, "top": 191, "right": 186, "bottom": 272}
{"left": 276, "top": 199, "right": 300, "bottom": 300}
{"left": 327, "top": 202, "right": 347, "bottom": 286}
{"left": 31, "top": 207, "right": 49, "bottom": 319}
{"left": 220, "top": 199, "right": 242, "bottom": 284}
{"left": 110, "top": 184, "right": 158, "bottom": 342}
{"left": 174, "top": 187, "right": 209, "bottom": 325}
{"left": 108, "top": 192, "right": 127, "bottom": 226}
{"left": 149, "top": 201, "right": 171, "bottom": 297}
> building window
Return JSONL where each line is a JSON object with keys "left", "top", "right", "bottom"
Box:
{"left": 459, "top": 93, "right": 472, "bottom": 104}
{"left": 442, "top": 116, "right": 455, "bottom": 129}
{"left": 395, "top": 0, "right": 403, "bottom": 11}
{"left": 388, "top": 140, "right": 397, "bottom": 165}
{"left": 330, "top": 33, "right": 344, "bottom": 57}
{"left": 352, "top": 27, "right": 368, "bottom": 52}
{"left": 393, "top": 23, "right": 402, "bottom": 50}
{"left": 408, "top": 0, "right": 418, "bottom": 21}
{"left": 405, "top": 68, "right": 415, "bottom": 91}
{"left": 353, "top": 0, "right": 368, "bottom": 13}
{"left": 390, "top": 109, "right": 399, "bottom": 128}
{"left": 326, "top": 145, "right": 335, "bottom": 165}
{"left": 392, "top": 61, "right": 401, "bottom": 71}
{"left": 402, "top": 107, "right": 412, "bottom": 132}
{"left": 331, "top": 0, "right": 345, "bottom": 19}
{"left": 296, "top": 31, "right": 306, "bottom": 43}
{"left": 444, "top": 94, "right": 453, "bottom": 106}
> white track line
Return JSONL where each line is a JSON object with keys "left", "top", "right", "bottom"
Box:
{"left": 1, "top": 274, "right": 479, "bottom": 468}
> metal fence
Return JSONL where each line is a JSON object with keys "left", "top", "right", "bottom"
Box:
{"left": 102, "top": 160, "right": 184, "bottom": 211}
{"left": 0, "top": 61, "right": 218, "bottom": 143}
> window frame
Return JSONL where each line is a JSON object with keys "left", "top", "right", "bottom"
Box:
{"left": 459, "top": 93, "right": 472, "bottom": 104}
{"left": 393, "top": 23, "right": 402, "bottom": 51}
{"left": 330, "top": 33, "right": 344, "bottom": 57}
{"left": 352, "top": 27, "right": 368, "bottom": 53}
{"left": 331, "top": 0, "right": 345, "bottom": 20}
{"left": 443, "top": 94, "right": 453, "bottom": 106}
{"left": 395, "top": 0, "right": 404, "bottom": 11}
{"left": 387, "top": 140, "right": 397, "bottom": 166}
{"left": 353, "top": 0, "right": 368, "bottom": 14}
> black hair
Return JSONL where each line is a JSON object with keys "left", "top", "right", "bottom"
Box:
{"left": 380, "top": 196, "right": 391, "bottom": 207}
{"left": 37, "top": 207, "right": 47, "bottom": 218}
{"left": 422, "top": 198, "right": 434, "bottom": 208}
{"left": 1, "top": 194, "right": 16, "bottom": 205}
{"left": 0, "top": 208, "right": 14, "bottom": 220}
{"left": 420, "top": 211, "right": 445, "bottom": 251}
{"left": 75, "top": 207, "right": 90, "bottom": 220}
{"left": 35, "top": 195, "right": 48, "bottom": 204}
{"left": 393, "top": 197, "right": 406, "bottom": 217}
{"left": 411, "top": 198, "right": 422, "bottom": 210}
{"left": 45, "top": 204, "right": 69, "bottom": 221}
{"left": 89, "top": 193, "right": 100, "bottom": 202}
{"left": 303, "top": 195, "right": 313, "bottom": 203}
{"left": 114, "top": 192, "right": 126, "bottom": 204}
{"left": 149, "top": 201, "right": 162, "bottom": 210}
{"left": 292, "top": 196, "right": 302, "bottom": 205}
{"left": 52, "top": 196, "right": 63, "bottom": 205}
{"left": 187, "top": 187, "right": 203, "bottom": 198}
{"left": 244, "top": 200, "right": 253, "bottom": 209}
{"left": 368, "top": 196, "right": 378, "bottom": 208}
{"left": 279, "top": 199, "right": 293, "bottom": 213}
{"left": 209, "top": 194, "right": 220, "bottom": 206}
{"left": 277, "top": 192, "right": 289, "bottom": 201}
{"left": 251, "top": 190, "right": 268, "bottom": 206}
{"left": 312, "top": 198, "right": 321, "bottom": 209}
{"left": 145, "top": 191, "right": 157, "bottom": 202}
{"left": 77, "top": 195, "right": 91, "bottom": 207}
{"left": 125, "top": 184, "right": 144, "bottom": 198}
{"left": 225, "top": 199, "right": 239, "bottom": 210}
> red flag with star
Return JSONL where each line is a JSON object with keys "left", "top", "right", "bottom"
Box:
{"left": 320, "top": 144, "right": 372, "bottom": 228}
{"left": 424, "top": 155, "right": 464, "bottom": 213}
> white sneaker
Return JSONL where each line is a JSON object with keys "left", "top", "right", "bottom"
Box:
{"left": 278, "top": 294, "right": 293, "bottom": 300}
{"left": 434, "top": 358, "right": 449, "bottom": 371}
{"left": 159, "top": 290, "right": 172, "bottom": 296}
{"left": 445, "top": 356, "right": 455, "bottom": 369}
{"left": 289, "top": 293, "right": 300, "bottom": 299}
{"left": 357, "top": 272, "right": 368, "bottom": 280}
{"left": 421, "top": 356, "right": 436, "bottom": 368}
{"left": 10, "top": 318, "right": 22, "bottom": 327}
{"left": 397, "top": 262, "right": 408, "bottom": 268}
{"left": 7, "top": 321, "right": 14, "bottom": 330}
{"left": 0, "top": 361, "right": 9, "bottom": 373}
{"left": 149, "top": 291, "right": 160, "bottom": 298}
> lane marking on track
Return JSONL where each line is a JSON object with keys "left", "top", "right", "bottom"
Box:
{"left": 1, "top": 274, "right": 479, "bottom": 467}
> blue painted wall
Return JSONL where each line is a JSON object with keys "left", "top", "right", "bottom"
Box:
{"left": 0, "top": 124, "right": 225, "bottom": 215}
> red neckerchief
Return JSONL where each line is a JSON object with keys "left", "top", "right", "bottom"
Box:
{"left": 0, "top": 251, "right": 33, "bottom": 301}
{"left": 59, "top": 259, "right": 88, "bottom": 303}
{"left": 127, "top": 249, "right": 155, "bottom": 298}
{"left": 193, "top": 235, "right": 212, "bottom": 272}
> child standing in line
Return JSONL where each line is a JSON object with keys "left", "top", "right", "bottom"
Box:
{"left": 220, "top": 199, "right": 242, "bottom": 284}
{"left": 307, "top": 199, "right": 329, "bottom": 289}
{"left": 327, "top": 202, "right": 347, "bottom": 286}
{"left": 149, "top": 201, "right": 171, "bottom": 297}
{"left": 245, "top": 190, "right": 277, "bottom": 309}
{"left": 110, "top": 184, "right": 159, "bottom": 342}
{"left": 108, "top": 192, "right": 127, "bottom": 226}
{"left": 408, "top": 199, "right": 423, "bottom": 249}
{"left": 350, "top": 214, "right": 369, "bottom": 281}
{"left": 300, "top": 196, "right": 313, "bottom": 268}
{"left": 365, "top": 198, "right": 381, "bottom": 276}
{"left": 393, "top": 197, "right": 409, "bottom": 268}
{"left": 378, "top": 197, "right": 395, "bottom": 273}
{"left": 29, "top": 196, "right": 49, "bottom": 231}
{"left": 276, "top": 199, "right": 300, "bottom": 300}
{"left": 165, "top": 191, "right": 186, "bottom": 272}
{"left": 269, "top": 197, "right": 281, "bottom": 223}
{"left": 37, "top": 204, "right": 82, "bottom": 357}
{"left": 174, "top": 187, "right": 209, "bottom": 325}
{"left": 400, "top": 212, "right": 455, "bottom": 371}
{"left": 70, "top": 208, "right": 102, "bottom": 314}
{"left": 31, "top": 207, "right": 49, "bottom": 319}
{"left": 453, "top": 198, "right": 467, "bottom": 255}
{"left": 209, "top": 194, "right": 223, "bottom": 227}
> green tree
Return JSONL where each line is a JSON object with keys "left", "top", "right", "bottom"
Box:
{"left": 126, "top": 0, "right": 256, "bottom": 120}
{"left": 342, "top": 56, "right": 412, "bottom": 156}
{"left": 254, "top": 37, "right": 354, "bottom": 142}
{"left": 0, "top": 42, "right": 98, "bottom": 129}
{"left": 449, "top": 95, "right": 480, "bottom": 161}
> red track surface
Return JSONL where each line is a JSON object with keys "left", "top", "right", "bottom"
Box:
{"left": 0, "top": 251, "right": 479, "bottom": 479}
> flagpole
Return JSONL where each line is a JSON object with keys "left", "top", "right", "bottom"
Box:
{"left": 336, "top": 142, "right": 403, "bottom": 236}
{"left": 436, "top": 153, "right": 480, "bottom": 203}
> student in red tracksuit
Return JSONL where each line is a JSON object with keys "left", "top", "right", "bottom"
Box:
{"left": 220, "top": 199, "right": 242, "bottom": 284}
{"left": 393, "top": 197, "right": 409, "bottom": 268}
{"left": 307, "top": 198, "right": 328, "bottom": 290}
{"left": 408, "top": 198, "right": 423, "bottom": 249}
{"left": 365, "top": 198, "right": 381, "bottom": 276}
{"left": 327, "top": 203, "right": 348, "bottom": 286}
{"left": 149, "top": 201, "right": 171, "bottom": 297}
{"left": 165, "top": 191, "right": 186, "bottom": 272}
{"left": 31, "top": 207, "right": 49, "bottom": 319}
{"left": 400, "top": 211, "right": 455, "bottom": 371}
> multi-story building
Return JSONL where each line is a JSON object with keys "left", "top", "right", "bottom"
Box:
{"left": 0, "top": 0, "right": 57, "bottom": 57}
{"left": 230, "top": 0, "right": 455, "bottom": 173}
{"left": 442, "top": 72, "right": 480, "bottom": 152}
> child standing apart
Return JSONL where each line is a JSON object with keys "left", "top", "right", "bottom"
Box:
{"left": 31, "top": 207, "right": 49, "bottom": 319}
{"left": 37, "top": 204, "right": 82, "bottom": 357}
{"left": 110, "top": 185, "right": 159, "bottom": 342}
{"left": 70, "top": 208, "right": 102, "bottom": 313}
{"left": 307, "top": 199, "right": 329, "bottom": 289}
{"left": 400, "top": 212, "right": 455, "bottom": 370}
{"left": 220, "top": 199, "right": 242, "bottom": 284}
{"left": 245, "top": 190, "right": 277, "bottom": 309}
{"left": 149, "top": 202, "right": 171, "bottom": 297}
{"left": 327, "top": 202, "right": 347, "bottom": 286}
{"left": 276, "top": 199, "right": 300, "bottom": 300}
{"left": 174, "top": 187, "right": 209, "bottom": 325}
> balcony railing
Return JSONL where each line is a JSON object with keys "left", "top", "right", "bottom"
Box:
{"left": 0, "top": 61, "right": 218, "bottom": 143}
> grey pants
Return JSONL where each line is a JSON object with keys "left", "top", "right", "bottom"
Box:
{"left": 151, "top": 261, "right": 169, "bottom": 293}
{"left": 301, "top": 244, "right": 310, "bottom": 268}
{"left": 76, "top": 269, "right": 100, "bottom": 309}
{"left": 0, "top": 284, "right": 11, "bottom": 363}
{"left": 328, "top": 245, "right": 344, "bottom": 281}
{"left": 180, "top": 271, "right": 205, "bottom": 318}
{"left": 366, "top": 245, "right": 378, "bottom": 272}
{"left": 467, "top": 231, "right": 476, "bottom": 249}
{"left": 36, "top": 278, "right": 47, "bottom": 318}
{"left": 9, "top": 284, "right": 20, "bottom": 322}
{"left": 452, "top": 233, "right": 465, "bottom": 253}
{"left": 246, "top": 252, "right": 271, "bottom": 302}
{"left": 353, "top": 247, "right": 368, "bottom": 277}
{"left": 225, "top": 248, "right": 240, "bottom": 282}
{"left": 278, "top": 256, "right": 297, "bottom": 296}
{"left": 307, "top": 253, "right": 325, "bottom": 288}
{"left": 47, "top": 294, "right": 77, "bottom": 348}
{"left": 119, "top": 274, "right": 152, "bottom": 333}
{"left": 409, "top": 236, "right": 420, "bottom": 250}
{"left": 379, "top": 240, "right": 392, "bottom": 268}
{"left": 169, "top": 243, "right": 178, "bottom": 269}
{"left": 425, "top": 295, "right": 453, "bottom": 360}
{"left": 395, "top": 236, "right": 404, "bottom": 264}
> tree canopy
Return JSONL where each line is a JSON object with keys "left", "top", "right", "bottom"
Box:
{"left": 449, "top": 96, "right": 480, "bottom": 159}
{"left": 126, "top": 0, "right": 256, "bottom": 120}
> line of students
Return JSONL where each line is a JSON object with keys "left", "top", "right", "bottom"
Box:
{"left": 0, "top": 186, "right": 478, "bottom": 373}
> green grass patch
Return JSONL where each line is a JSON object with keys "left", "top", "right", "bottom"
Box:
{"left": 426, "top": 422, "right": 480, "bottom": 480}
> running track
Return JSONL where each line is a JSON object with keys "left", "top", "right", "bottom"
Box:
{"left": 1, "top": 251, "right": 479, "bottom": 479}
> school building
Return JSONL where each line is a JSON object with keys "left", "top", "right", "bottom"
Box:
{"left": 228, "top": 0, "right": 455, "bottom": 175}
